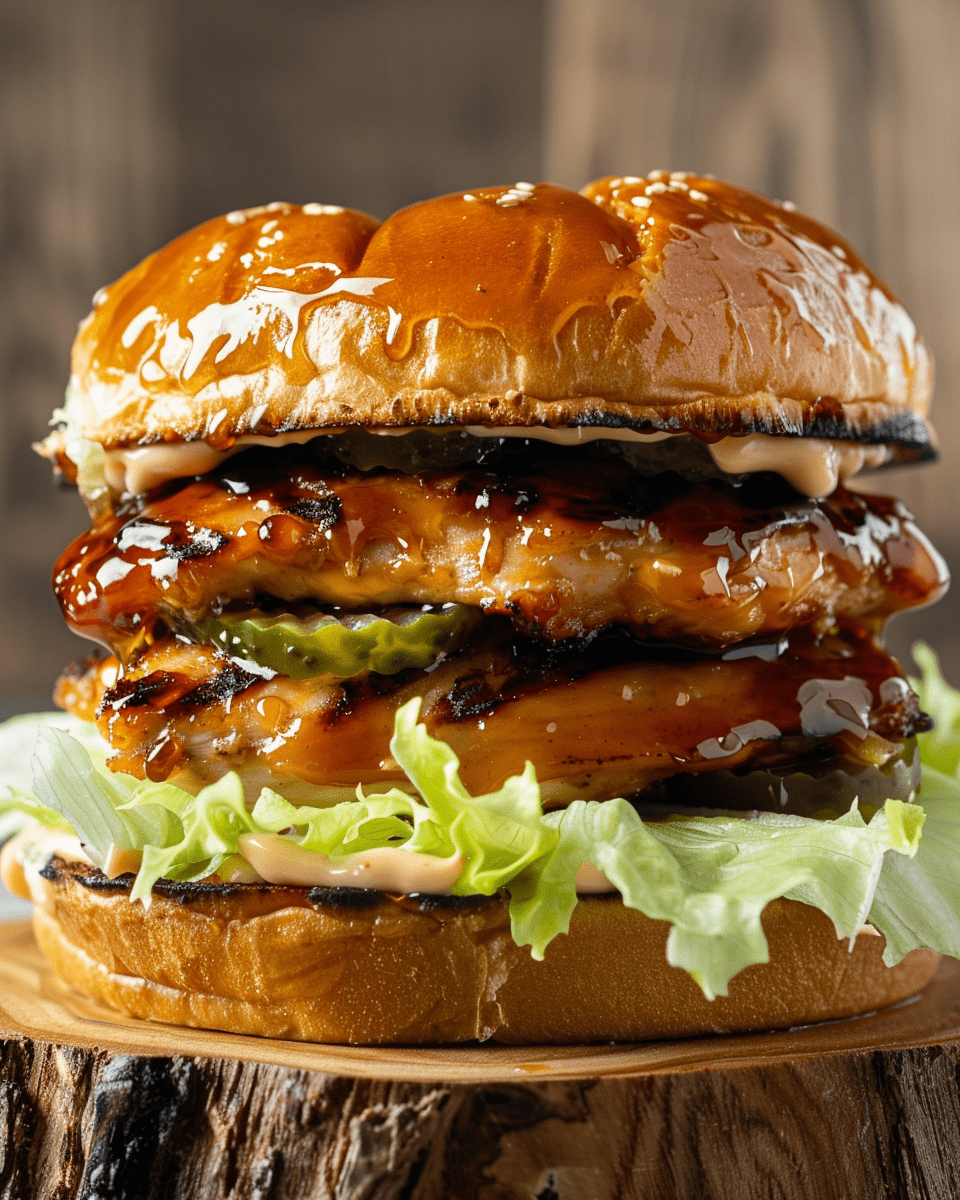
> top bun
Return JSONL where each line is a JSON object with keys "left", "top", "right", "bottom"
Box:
{"left": 68, "top": 174, "right": 934, "bottom": 455}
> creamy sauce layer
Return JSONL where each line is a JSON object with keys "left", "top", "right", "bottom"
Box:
{"left": 0, "top": 826, "right": 92, "bottom": 902}
{"left": 237, "top": 831, "right": 616, "bottom": 894}
{"left": 0, "top": 822, "right": 617, "bottom": 899}
{"left": 102, "top": 427, "right": 889, "bottom": 500}
{"left": 238, "top": 832, "right": 466, "bottom": 892}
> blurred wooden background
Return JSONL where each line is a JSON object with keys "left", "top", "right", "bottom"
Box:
{"left": 0, "top": 0, "right": 957, "bottom": 711}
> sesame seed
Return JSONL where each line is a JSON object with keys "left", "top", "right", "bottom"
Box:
{"left": 302, "top": 203, "right": 344, "bottom": 215}
{"left": 600, "top": 240, "right": 623, "bottom": 264}
{"left": 688, "top": 189, "right": 708, "bottom": 202}
{"left": 781, "top": 200, "right": 797, "bottom": 211}
{"left": 631, "top": 196, "right": 651, "bottom": 208}
{"left": 646, "top": 181, "right": 668, "bottom": 194}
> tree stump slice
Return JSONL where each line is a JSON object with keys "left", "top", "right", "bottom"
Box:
{"left": 2, "top": 921, "right": 960, "bottom": 1199}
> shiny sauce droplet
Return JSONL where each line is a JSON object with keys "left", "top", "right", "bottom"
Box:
{"left": 257, "top": 513, "right": 310, "bottom": 558}
{"left": 144, "top": 734, "right": 183, "bottom": 782}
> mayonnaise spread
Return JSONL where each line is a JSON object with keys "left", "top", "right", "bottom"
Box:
{"left": 238, "top": 832, "right": 465, "bottom": 892}
{"left": 0, "top": 823, "right": 617, "bottom": 900}
{"left": 237, "top": 832, "right": 617, "bottom": 895}
{"left": 102, "top": 426, "right": 891, "bottom": 500}
{"left": 0, "top": 826, "right": 92, "bottom": 902}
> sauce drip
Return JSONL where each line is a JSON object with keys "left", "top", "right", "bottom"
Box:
{"left": 351, "top": 184, "right": 641, "bottom": 360}
{"left": 70, "top": 175, "right": 923, "bottom": 440}
{"left": 77, "top": 203, "right": 380, "bottom": 409}
{"left": 53, "top": 451, "right": 948, "bottom": 662}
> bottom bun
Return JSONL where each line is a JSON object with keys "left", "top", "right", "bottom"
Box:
{"left": 32, "top": 858, "right": 938, "bottom": 1045}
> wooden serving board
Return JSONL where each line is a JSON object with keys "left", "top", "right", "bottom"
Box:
{"left": 2, "top": 919, "right": 960, "bottom": 1199}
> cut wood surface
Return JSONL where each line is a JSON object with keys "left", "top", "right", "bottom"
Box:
{"left": 2, "top": 921, "right": 960, "bottom": 1198}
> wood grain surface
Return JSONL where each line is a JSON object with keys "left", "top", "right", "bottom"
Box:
{"left": 3, "top": 920, "right": 960, "bottom": 1198}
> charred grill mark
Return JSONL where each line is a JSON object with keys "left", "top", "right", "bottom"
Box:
{"left": 58, "top": 442, "right": 946, "bottom": 667}
{"left": 208, "top": 448, "right": 350, "bottom": 505}
{"left": 162, "top": 527, "right": 228, "bottom": 560}
{"left": 179, "top": 663, "right": 260, "bottom": 708}
{"left": 442, "top": 671, "right": 512, "bottom": 721}
{"left": 42, "top": 857, "right": 500, "bottom": 913}
{"left": 61, "top": 621, "right": 930, "bottom": 802}
{"left": 557, "top": 473, "right": 689, "bottom": 524}
{"left": 283, "top": 496, "right": 342, "bottom": 528}
{"left": 398, "top": 892, "right": 497, "bottom": 912}
{"left": 113, "top": 518, "right": 227, "bottom": 560}
{"left": 873, "top": 694, "right": 933, "bottom": 740}
{"left": 305, "top": 886, "right": 384, "bottom": 910}
{"left": 99, "top": 660, "right": 259, "bottom": 722}
{"left": 99, "top": 671, "right": 187, "bottom": 713}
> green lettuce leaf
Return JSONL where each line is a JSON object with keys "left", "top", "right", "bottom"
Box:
{"left": 129, "top": 773, "right": 253, "bottom": 903}
{"left": 250, "top": 788, "right": 422, "bottom": 855}
{"left": 46, "top": 384, "right": 110, "bottom": 510}
{"left": 0, "top": 711, "right": 101, "bottom": 842}
{"left": 910, "top": 642, "right": 960, "bottom": 777}
{"left": 867, "top": 766, "right": 960, "bottom": 965}
{"left": 390, "top": 699, "right": 557, "bottom": 894}
{"left": 508, "top": 796, "right": 922, "bottom": 998}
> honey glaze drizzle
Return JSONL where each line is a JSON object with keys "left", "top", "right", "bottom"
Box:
{"left": 349, "top": 183, "right": 642, "bottom": 360}
{"left": 53, "top": 449, "right": 949, "bottom": 665}
{"left": 64, "top": 622, "right": 926, "bottom": 800}
{"left": 74, "top": 175, "right": 923, "bottom": 406}
{"left": 79, "top": 203, "right": 381, "bottom": 401}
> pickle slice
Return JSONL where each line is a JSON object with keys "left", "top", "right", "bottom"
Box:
{"left": 191, "top": 604, "right": 477, "bottom": 680}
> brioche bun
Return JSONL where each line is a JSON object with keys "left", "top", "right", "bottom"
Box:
{"left": 32, "top": 858, "right": 938, "bottom": 1045}
{"left": 68, "top": 175, "right": 933, "bottom": 457}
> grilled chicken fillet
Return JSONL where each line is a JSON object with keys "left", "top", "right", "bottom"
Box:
{"left": 56, "top": 619, "right": 927, "bottom": 812}
{"left": 56, "top": 444, "right": 946, "bottom": 660}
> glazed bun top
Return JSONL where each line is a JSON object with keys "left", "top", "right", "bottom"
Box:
{"left": 68, "top": 173, "right": 934, "bottom": 454}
